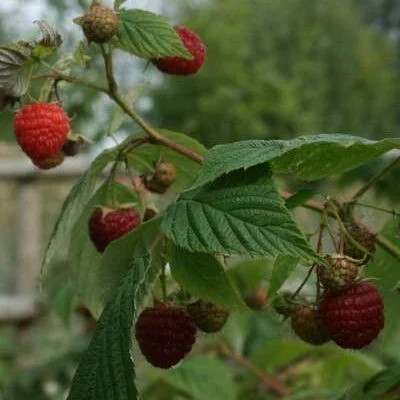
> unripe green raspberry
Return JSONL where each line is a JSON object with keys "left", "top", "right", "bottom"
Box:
{"left": 187, "top": 300, "right": 230, "bottom": 333}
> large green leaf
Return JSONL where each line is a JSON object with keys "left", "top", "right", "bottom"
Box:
{"left": 192, "top": 135, "right": 400, "bottom": 187}
{"left": 162, "top": 165, "right": 320, "bottom": 263}
{"left": 365, "top": 219, "right": 400, "bottom": 347}
{"left": 41, "top": 145, "right": 120, "bottom": 279}
{"left": 69, "top": 181, "right": 138, "bottom": 318}
{"left": 116, "top": 9, "right": 191, "bottom": 59}
{"left": 169, "top": 246, "right": 244, "bottom": 309}
{"left": 162, "top": 357, "right": 237, "bottom": 400}
{"left": 127, "top": 130, "right": 207, "bottom": 192}
{"left": 68, "top": 254, "right": 157, "bottom": 400}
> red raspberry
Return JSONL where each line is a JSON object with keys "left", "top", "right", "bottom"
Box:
{"left": 88, "top": 206, "right": 141, "bottom": 252}
{"left": 135, "top": 303, "right": 196, "bottom": 369}
{"left": 318, "top": 282, "right": 384, "bottom": 349}
{"left": 13, "top": 103, "right": 70, "bottom": 160}
{"left": 153, "top": 25, "right": 206, "bottom": 76}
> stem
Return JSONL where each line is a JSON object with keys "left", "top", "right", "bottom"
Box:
{"left": 280, "top": 191, "right": 400, "bottom": 261}
{"left": 292, "top": 264, "right": 316, "bottom": 299}
{"left": 349, "top": 202, "right": 400, "bottom": 218}
{"left": 351, "top": 156, "right": 400, "bottom": 202}
{"left": 160, "top": 264, "right": 167, "bottom": 302}
{"left": 219, "top": 340, "right": 290, "bottom": 397}
{"left": 322, "top": 209, "right": 339, "bottom": 253}
{"left": 100, "top": 44, "right": 118, "bottom": 93}
{"left": 315, "top": 223, "right": 324, "bottom": 301}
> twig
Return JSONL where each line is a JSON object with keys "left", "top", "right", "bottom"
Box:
{"left": 291, "top": 264, "right": 316, "bottom": 299}
{"left": 219, "top": 340, "right": 290, "bottom": 397}
{"left": 351, "top": 156, "right": 400, "bottom": 202}
{"left": 349, "top": 201, "right": 400, "bottom": 218}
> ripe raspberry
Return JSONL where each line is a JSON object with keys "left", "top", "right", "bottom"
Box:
{"left": 318, "top": 254, "right": 360, "bottom": 292}
{"left": 318, "top": 282, "right": 384, "bottom": 349}
{"left": 135, "top": 303, "right": 196, "bottom": 368}
{"left": 244, "top": 286, "right": 268, "bottom": 310}
{"left": 290, "top": 305, "right": 330, "bottom": 345}
{"left": 343, "top": 223, "right": 376, "bottom": 262}
{"left": 186, "top": 300, "right": 230, "bottom": 333}
{"left": 13, "top": 102, "right": 70, "bottom": 160}
{"left": 144, "top": 160, "right": 177, "bottom": 194}
{"left": 76, "top": 1, "right": 119, "bottom": 44}
{"left": 32, "top": 152, "right": 65, "bottom": 170}
{"left": 88, "top": 206, "right": 141, "bottom": 252}
{"left": 153, "top": 25, "right": 206, "bottom": 76}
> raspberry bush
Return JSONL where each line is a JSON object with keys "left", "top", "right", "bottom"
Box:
{"left": 2, "top": 1, "right": 400, "bottom": 399}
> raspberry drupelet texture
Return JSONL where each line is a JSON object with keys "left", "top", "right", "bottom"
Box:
{"left": 187, "top": 300, "right": 230, "bottom": 333}
{"left": 153, "top": 25, "right": 206, "bottom": 76}
{"left": 88, "top": 206, "right": 141, "bottom": 252}
{"left": 32, "top": 151, "right": 65, "bottom": 170}
{"left": 318, "top": 282, "right": 384, "bottom": 349}
{"left": 13, "top": 102, "right": 70, "bottom": 160}
{"left": 135, "top": 303, "right": 196, "bottom": 369}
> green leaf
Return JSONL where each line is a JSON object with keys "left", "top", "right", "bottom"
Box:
{"left": 69, "top": 181, "right": 138, "bottom": 318}
{"left": 127, "top": 129, "right": 207, "bottom": 192}
{"left": 68, "top": 253, "right": 156, "bottom": 400}
{"left": 268, "top": 254, "right": 299, "bottom": 297}
{"left": 116, "top": 9, "right": 192, "bottom": 59}
{"left": 162, "top": 165, "right": 320, "bottom": 263}
{"left": 92, "top": 217, "right": 163, "bottom": 318}
{"left": 114, "top": 0, "right": 128, "bottom": 10}
{"left": 170, "top": 246, "right": 244, "bottom": 309}
{"left": 192, "top": 135, "right": 400, "bottom": 187}
{"left": 285, "top": 189, "right": 317, "bottom": 209}
{"left": 365, "top": 219, "right": 400, "bottom": 347}
{"left": 337, "top": 365, "right": 400, "bottom": 400}
{"left": 41, "top": 145, "right": 120, "bottom": 279}
{"left": 162, "top": 357, "right": 237, "bottom": 400}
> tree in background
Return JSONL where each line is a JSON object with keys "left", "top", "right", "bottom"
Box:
{"left": 149, "top": 0, "right": 400, "bottom": 146}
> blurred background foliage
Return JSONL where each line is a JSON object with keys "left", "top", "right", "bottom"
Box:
{"left": 1, "top": 0, "right": 400, "bottom": 399}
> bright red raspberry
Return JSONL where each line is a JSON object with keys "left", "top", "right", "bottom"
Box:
{"left": 318, "top": 282, "right": 384, "bottom": 349}
{"left": 153, "top": 25, "right": 206, "bottom": 76}
{"left": 13, "top": 103, "right": 70, "bottom": 160}
{"left": 88, "top": 206, "right": 141, "bottom": 252}
{"left": 135, "top": 303, "right": 196, "bottom": 369}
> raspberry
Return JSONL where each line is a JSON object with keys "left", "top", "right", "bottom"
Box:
{"left": 62, "top": 137, "right": 84, "bottom": 157}
{"left": 290, "top": 305, "right": 330, "bottom": 345}
{"left": 244, "top": 286, "right": 268, "bottom": 310}
{"left": 186, "top": 300, "right": 230, "bottom": 333}
{"left": 88, "top": 206, "right": 141, "bottom": 252}
{"left": 143, "top": 207, "right": 157, "bottom": 222}
{"left": 32, "top": 152, "right": 65, "bottom": 170}
{"left": 318, "top": 254, "right": 360, "bottom": 292}
{"left": 76, "top": 1, "right": 119, "bottom": 44}
{"left": 13, "top": 102, "right": 70, "bottom": 160}
{"left": 153, "top": 25, "right": 206, "bottom": 76}
{"left": 343, "top": 223, "right": 376, "bottom": 262}
{"left": 144, "top": 160, "right": 177, "bottom": 194}
{"left": 318, "top": 282, "right": 384, "bottom": 349}
{"left": 135, "top": 303, "right": 196, "bottom": 369}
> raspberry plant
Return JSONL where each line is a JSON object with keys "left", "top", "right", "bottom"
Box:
{"left": 2, "top": 1, "right": 400, "bottom": 398}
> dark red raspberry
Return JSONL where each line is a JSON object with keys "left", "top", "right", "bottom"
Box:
{"left": 135, "top": 303, "right": 196, "bottom": 369}
{"left": 13, "top": 102, "right": 70, "bottom": 160}
{"left": 32, "top": 151, "right": 65, "bottom": 170}
{"left": 88, "top": 206, "right": 141, "bottom": 252}
{"left": 187, "top": 300, "right": 230, "bottom": 333}
{"left": 318, "top": 282, "right": 384, "bottom": 349}
{"left": 290, "top": 305, "right": 330, "bottom": 345}
{"left": 153, "top": 25, "right": 206, "bottom": 76}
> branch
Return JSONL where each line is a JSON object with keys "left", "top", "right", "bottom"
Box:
{"left": 219, "top": 340, "right": 290, "bottom": 397}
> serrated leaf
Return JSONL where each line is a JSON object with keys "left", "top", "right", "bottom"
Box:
{"left": 192, "top": 135, "right": 400, "bottom": 187}
{"left": 69, "top": 181, "right": 138, "bottom": 317}
{"left": 68, "top": 253, "right": 156, "bottom": 400}
{"left": 365, "top": 219, "right": 400, "bottom": 346}
{"left": 127, "top": 129, "right": 207, "bottom": 192}
{"left": 170, "top": 246, "right": 244, "bottom": 309}
{"left": 162, "top": 165, "right": 321, "bottom": 263}
{"left": 41, "top": 145, "right": 120, "bottom": 280}
{"left": 163, "top": 357, "right": 237, "bottom": 400}
{"left": 116, "top": 9, "right": 192, "bottom": 59}
{"left": 268, "top": 254, "right": 299, "bottom": 297}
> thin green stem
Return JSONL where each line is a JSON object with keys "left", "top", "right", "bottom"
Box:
{"left": 322, "top": 209, "right": 339, "bottom": 253}
{"left": 351, "top": 156, "right": 400, "bottom": 202}
{"left": 292, "top": 264, "right": 316, "bottom": 300}
{"left": 349, "top": 201, "right": 400, "bottom": 218}
{"left": 100, "top": 44, "right": 118, "bottom": 94}
{"left": 160, "top": 264, "right": 167, "bottom": 302}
